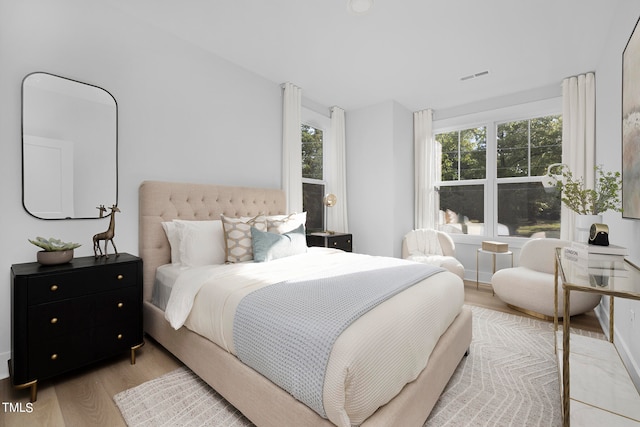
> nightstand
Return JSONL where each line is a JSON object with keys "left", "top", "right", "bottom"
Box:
{"left": 10, "top": 253, "right": 144, "bottom": 401}
{"left": 306, "top": 232, "right": 352, "bottom": 252}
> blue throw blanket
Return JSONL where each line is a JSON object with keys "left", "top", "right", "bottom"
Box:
{"left": 232, "top": 262, "right": 443, "bottom": 418}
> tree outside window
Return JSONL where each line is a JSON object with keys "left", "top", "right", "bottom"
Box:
{"left": 435, "top": 114, "right": 562, "bottom": 238}
{"left": 302, "top": 124, "right": 325, "bottom": 231}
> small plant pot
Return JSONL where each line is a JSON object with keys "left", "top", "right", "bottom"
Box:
{"left": 37, "top": 250, "right": 74, "bottom": 266}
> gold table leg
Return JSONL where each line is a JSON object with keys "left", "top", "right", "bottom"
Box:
{"left": 609, "top": 297, "right": 615, "bottom": 343}
{"left": 562, "top": 287, "right": 571, "bottom": 427}
{"left": 7, "top": 359, "right": 38, "bottom": 402}
{"left": 130, "top": 341, "right": 145, "bottom": 365}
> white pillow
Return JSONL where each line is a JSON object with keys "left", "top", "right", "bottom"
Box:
{"left": 161, "top": 221, "right": 182, "bottom": 264}
{"left": 174, "top": 220, "right": 226, "bottom": 267}
{"left": 266, "top": 212, "right": 307, "bottom": 234}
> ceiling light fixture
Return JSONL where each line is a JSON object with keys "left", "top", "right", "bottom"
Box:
{"left": 347, "top": 0, "right": 374, "bottom": 15}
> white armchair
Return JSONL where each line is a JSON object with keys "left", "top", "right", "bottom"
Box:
{"left": 402, "top": 229, "right": 465, "bottom": 279}
{"left": 492, "top": 238, "right": 601, "bottom": 319}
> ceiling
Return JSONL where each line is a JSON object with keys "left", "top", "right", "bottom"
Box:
{"left": 109, "top": 0, "right": 621, "bottom": 112}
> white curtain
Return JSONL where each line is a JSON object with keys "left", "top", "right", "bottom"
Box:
{"left": 282, "top": 82, "right": 303, "bottom": 213}
{"left": 561, "top": 72, "right": 596, "bottom": 240}
{"left": 414, "top": 109, "right": 439, "bottom": 230}
{"left": 327, "top": 106, "right": 349, "bottom": 233}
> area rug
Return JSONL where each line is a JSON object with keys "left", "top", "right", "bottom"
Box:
{"left": 114, "top": 306, "right": 604, "bottom": 427}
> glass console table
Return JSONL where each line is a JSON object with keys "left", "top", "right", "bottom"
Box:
{"left": 554, "top": 248, "right": 640, "bottom": 426}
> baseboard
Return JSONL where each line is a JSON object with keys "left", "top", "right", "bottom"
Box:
{"left": 594, "top": 298, "right": 640, "bottom": 391}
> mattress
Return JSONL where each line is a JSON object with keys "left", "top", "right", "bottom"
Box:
{"left": 152, "top": 263, "right": 184, "bottom": 310}
{"left": 159, "top": 248, "right": 464, "bottom": 427}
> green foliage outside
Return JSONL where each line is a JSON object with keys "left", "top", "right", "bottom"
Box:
{"left": 302, "top": 124, "right": 323, "bottom": 180}
{"left": 437, "top": 127, "right": 487, "bottom": 181}
{"left": 497, "top": 115, "right": 563, "bottom": 177}
{"left": 436, "top": 115, "right": 563, "bottom": 237}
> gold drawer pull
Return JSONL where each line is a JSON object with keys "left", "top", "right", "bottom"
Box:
{"left": 50, "top": 354, "right": 58, "bottom": 361}
{"left": 117, "top": 302, "right": 124, "bottom": 308}
{"left": 117, "top": 334, "right": 123, "bottom": 340}
{"left": 333, "top": 242, "right": 337, "bottom": 246}
{"left": 117, "top": 274, "right": 124, "bottom": 280}
{"left": 50, "top": 284, "right": 58, "bottom": 292}
{"left": 50, "top": 317, "right": 58, "bottom": 324}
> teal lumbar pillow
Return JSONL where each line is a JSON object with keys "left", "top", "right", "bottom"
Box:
{"left": 251, "top": 224, "right": 307, "bottom": 262}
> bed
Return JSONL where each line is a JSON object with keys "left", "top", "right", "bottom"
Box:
{"left": 139, "top": 180, "right": 472, "bottom": 427}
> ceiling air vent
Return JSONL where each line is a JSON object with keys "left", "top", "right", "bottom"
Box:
{"left": 460, "top": 70, "right": 489, "bottom": 81}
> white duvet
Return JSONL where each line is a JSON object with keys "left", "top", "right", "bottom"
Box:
{"left": 164, "top": 248, "right": 464, "bottom": 427}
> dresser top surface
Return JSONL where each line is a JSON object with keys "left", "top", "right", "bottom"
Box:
{"left": 12, "top": 253, "right": 140, "bottom": 276}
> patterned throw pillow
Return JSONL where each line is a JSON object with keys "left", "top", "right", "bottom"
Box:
{"left": 221, "top": 214, "right": 267, "bottom": 263}
{"left": 266, "top": 212, "right": 307, "bottom": 234}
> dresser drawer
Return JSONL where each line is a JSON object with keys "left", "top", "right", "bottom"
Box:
{"left": 93, "top": 286, "right": 140, "bottom": 324}
{"left": 29, "top": 331, "right": 93, "bottom": 379}
{"left": 27, "top": 262, "right": 138, "bottom": 304}
{"left": 327, "top": 234, "right": 352, "bottom": 252}
{"left": 28, "top": 286, "right": 139, "bottom": 340}
{"left": 28, "top": 294, "right": 96, "bottom": 339}
{"left": 93, "top": 321, "right": 143, "bottom": 357}
{"left": 306, "top": 233, "right": 353, "bottom": 252}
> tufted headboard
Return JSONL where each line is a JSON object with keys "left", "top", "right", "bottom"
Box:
{"left": 138, "top": 180, "right": 286, "bottom": 302}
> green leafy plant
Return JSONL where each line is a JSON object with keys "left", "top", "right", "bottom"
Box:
{"left": 28, "top": 237, "right": 82, "bottom": 252}
{"left": 548, "top": 164, "right": 622, "bottom": 215}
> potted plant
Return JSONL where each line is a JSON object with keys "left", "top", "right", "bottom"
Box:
{"left": 29, "top": 237, "right": 82, "bottom": 265}
{"left": 547, "top": 164, "right": 622, "bottom": 241}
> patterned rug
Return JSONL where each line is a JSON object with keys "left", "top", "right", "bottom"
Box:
{"left": 114, "top": 306, "right": 604, "bottom": 427}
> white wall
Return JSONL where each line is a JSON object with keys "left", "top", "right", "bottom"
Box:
{"left": 346, "top": 100, "right": 414, "bottom": 258}
{"left": 0, "top": 0, "right": 283, "bottom": 378}
{"left": 593, "top": 0, "right": 640, "bottom": 387}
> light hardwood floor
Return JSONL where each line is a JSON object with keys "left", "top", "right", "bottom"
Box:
{"left": 0, "top": 280, "right": 604, "bottom": 426}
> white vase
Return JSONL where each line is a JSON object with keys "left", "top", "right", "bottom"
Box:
{"left": 575, "top": 214, "right": 602, "bottom": 243}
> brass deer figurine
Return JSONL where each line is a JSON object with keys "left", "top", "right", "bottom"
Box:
{"left": 93, "top": 204, "right": 120, "bottom": 258}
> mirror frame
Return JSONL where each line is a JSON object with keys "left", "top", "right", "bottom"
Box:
{"left": 21, "top": 72, "right": 118, "bottom": 220}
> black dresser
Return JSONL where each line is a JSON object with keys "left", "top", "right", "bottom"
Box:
{"left": 10, "top": 253, "right": 144, "bottom": 401}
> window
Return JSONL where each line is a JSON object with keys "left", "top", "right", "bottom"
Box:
{"left": 435, "top": 110, "right": 562, "bottom": 239}
{"left": 301, "top": 108, "right": 329, "bottom": 232}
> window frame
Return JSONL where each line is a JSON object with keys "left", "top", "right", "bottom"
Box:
{"left": 433, "top": 97, "right": 562, "bottom": 244}
{"left": 301, "top": 107, "right": 331, "bottom": 231}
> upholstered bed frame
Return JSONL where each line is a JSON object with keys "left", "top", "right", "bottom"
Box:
{"left": 139, "top": 180, "right": 472, "bottom": 427}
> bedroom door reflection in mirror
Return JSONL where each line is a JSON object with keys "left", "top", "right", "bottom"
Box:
{"left": 22, "top": 72, "right": 117, "bottom": 219}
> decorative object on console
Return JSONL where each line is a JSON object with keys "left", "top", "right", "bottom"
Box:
{"left": 588, "top": 223, "right": 609, "bottom": 246}
{"left": 323, "top": 193, "right": 337, "bottom": 234}
{"left": 547, "top": 164, "right": 622, "bottom": 215}
{"left": 28, "top": 236, "right": 81, "bottom": 265}
{"left": 546, "top": 164, "right": 622, "bottom": 242}
{"left": 93, "top": 204, "right": 120, "bottom": 258}
{"left": 564, "top": 241, "right": 628, "bottom": 268}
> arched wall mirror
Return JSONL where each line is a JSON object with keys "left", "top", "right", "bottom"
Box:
{"left": 22, "top": 72, "right": 118, "bottom": 219}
